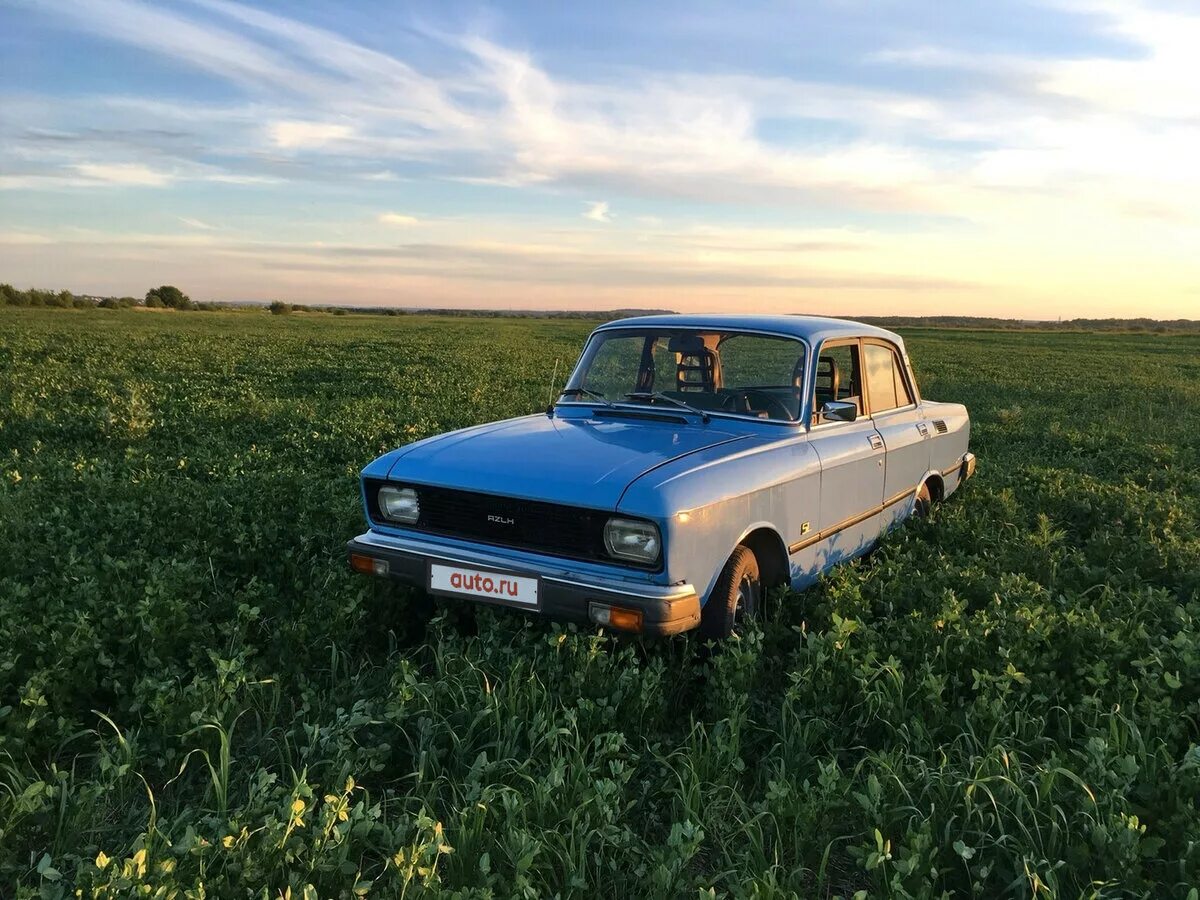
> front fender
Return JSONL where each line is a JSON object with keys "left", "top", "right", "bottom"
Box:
{"left": 621, "top": 433, "right": 820, "bottom": 605}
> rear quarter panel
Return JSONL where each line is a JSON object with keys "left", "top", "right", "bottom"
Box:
{"left": 922, "top": 400, "right": 971, "bottom": 495}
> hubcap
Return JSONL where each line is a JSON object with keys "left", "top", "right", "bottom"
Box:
{"left": 915, "top": 487, "right": 931, "bottom": 517}
{"left": 733, "top": 573, "right": 760, "bottom": 625}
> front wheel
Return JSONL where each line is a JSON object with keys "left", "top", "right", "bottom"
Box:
{"left": 699, "top": 545, "right": 762, "bottom": 639}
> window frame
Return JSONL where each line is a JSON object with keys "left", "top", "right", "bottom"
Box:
{"left": 861, "top": 337, "right": 919, "bottom": 417}
{"left": 808, "top": 335, "right": 920, "bottom": 429}
{"left": 809, "top": 337, "right": 866, "bottom": 429}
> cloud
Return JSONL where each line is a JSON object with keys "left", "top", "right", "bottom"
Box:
{"left": 269, "top": 121, "right": 353, "bottom": 149}
{"left": 583, "top": 201, "right": 612, "bottom": 223}
{"left": 0, "top": 231, "right": 55, "bottom": 245}
{"left": 205, "top": 173, "right": 281, "bottom": 185}
{"left": 74, "top": 163, "right": 173, "bottom": 186}
{"left": 7, "top": 0, "right": 1200, "bottom": 318}
{"left": 378, "top": 212, "right": 420, "bottom": 226}
{"left": 11, "top": 230, "right": 970, "bottom": 291}
{"left": 9, "top": 0, "right": 960, "bottom": 209}
{"left": 36, "top": 0, "right": 327, "bottom": 93}
{"left": 17, "top": 0, "right": 1200, "bottom": 221}
{"left": 178, "top": 217, "right": 218, "bottom": 230}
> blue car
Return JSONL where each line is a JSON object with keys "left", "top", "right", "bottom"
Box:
{"left": 348, "top": 314, "right": 975, "bottom": 638}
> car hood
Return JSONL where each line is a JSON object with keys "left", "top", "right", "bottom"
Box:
{"left": 387, "top": 413, "right": 748, "bottom": 510}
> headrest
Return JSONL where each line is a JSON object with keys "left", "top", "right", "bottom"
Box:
{"left": 668, "top": 334, "right": 707, "bottom": 355}
{"left": 816, "top": 354, "right": 839, "bottom": 397}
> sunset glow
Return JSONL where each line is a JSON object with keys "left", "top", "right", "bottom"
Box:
{"left": 2, "top": 0, "right": 1198, "bottom": 317}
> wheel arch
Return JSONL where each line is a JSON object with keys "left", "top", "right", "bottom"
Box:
{"left": 734, "top": 524, "right": 790, "bottom": 591}
{"left": 924, "top": 471, "right": 945, "bottom": 503}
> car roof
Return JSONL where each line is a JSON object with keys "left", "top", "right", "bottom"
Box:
{"left": 594, "top": 313, "right": 905, "bottom": 349}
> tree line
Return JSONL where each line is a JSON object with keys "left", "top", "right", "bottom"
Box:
{"left": 0, "top": 283, "right": 225, "bottom": 311}
{"left": 3, "top": 282, "right": 1197, "bottom": 331}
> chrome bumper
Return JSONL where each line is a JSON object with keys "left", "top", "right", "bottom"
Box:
{"left": 346, "top": 530, "right": 701, "bottom": 636}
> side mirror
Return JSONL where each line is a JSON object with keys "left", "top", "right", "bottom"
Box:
{"left": 821, "top": 400, "right": 858, "bottom": 423}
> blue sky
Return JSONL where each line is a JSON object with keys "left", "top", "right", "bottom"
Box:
{"left": 1, "top": 0, "right": 1198, "bottom": 316}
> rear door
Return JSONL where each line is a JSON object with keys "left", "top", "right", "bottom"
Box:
{"left": 863, "top": 339, "right": 928, "bottom": 533}
{"left": 802, "top": 339, "right": 886, "bottom": 568}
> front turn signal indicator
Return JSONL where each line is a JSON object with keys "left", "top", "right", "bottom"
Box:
{"left": 350, "top": 553, "right": 389, "bottom": 577}
{"left": 589, "top": 602, "right": 644, "bottom": 632}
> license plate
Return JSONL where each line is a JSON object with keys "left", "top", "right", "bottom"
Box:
{"left": 428, "top": 562, "right": 540, "bottom": 608}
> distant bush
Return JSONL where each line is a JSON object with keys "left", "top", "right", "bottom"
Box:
{"left": 0, "top": 286, "right": 57, "bottom": 307}
{"left": 268, "top": 300, "right": 291, "bottom": 315}
{"left": 145, "top": 284, "right": 193, "bottom": 310}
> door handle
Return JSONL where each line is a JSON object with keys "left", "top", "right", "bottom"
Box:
{"left": 869, "top": 434, "right": 884, "bottom": 450}
{"left": 917, "top": 422, "right": 929, "bottom": 438}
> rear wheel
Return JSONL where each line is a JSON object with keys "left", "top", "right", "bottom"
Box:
{"left": 914, "top": 480, "right": 933, "bottom": 518}
{"left": 699, "top": 545, "right": 762, "bottom": 639}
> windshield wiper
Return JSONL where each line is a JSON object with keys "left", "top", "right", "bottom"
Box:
{"left": 558, "top": 387, "right": 614, "bottom": 407}
{"left": 624, "top": 391, "right": 710, "bottom": 423}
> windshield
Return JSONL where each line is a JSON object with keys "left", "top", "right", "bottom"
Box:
{"left": 562, "top": 328, "right": 807, "bottom": 422}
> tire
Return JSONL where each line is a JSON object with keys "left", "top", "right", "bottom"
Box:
{"left": 699, "top": 545, "right": 762, "bottom": 640}
{"left": 914, "top": 480, "right": 933, "bottom": 518}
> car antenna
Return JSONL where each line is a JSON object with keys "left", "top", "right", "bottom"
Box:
{"left": 545, "top": 357, "right": 561, "bottom": 417}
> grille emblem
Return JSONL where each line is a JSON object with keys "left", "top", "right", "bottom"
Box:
{"left": 487, "top": 515, "right": 515, "bottom": 525}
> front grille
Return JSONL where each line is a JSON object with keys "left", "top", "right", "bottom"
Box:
{"left": 366, "top": 480, "right": 636, "bottom": 566}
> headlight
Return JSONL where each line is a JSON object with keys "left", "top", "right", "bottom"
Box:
{"left": 603, "top": 517, "right": 660, "bottom": 564}
{"left": 377, "top": 485, "right": 420, "bottom": 524}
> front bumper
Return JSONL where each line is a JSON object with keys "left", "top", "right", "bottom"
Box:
{"left": 346, "top": 530, "right": 700, "bottom": 636}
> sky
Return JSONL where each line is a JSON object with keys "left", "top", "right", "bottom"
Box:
{"left": 1, "top": 0, "right": 1198, "bottom": 318}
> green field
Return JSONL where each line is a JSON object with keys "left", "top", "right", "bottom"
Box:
{"left": 1, "top": 308, "right": 1198, "bottom": 898}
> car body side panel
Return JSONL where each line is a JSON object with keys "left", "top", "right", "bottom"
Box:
{"left": 806, "top": 419, "right": 886, "bottom": 564}
{"left": 621, "top": 434, "right": 820, "bottom": 605}
{"left": 922, "top": 400, "right": 972, "bottom": 497}
{"left": 874, "top": 405, "right": 929, "bottom": 533}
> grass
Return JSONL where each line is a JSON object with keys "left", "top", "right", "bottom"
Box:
{"left": 0, "top": 307, "right": 1197, "bottom": 898}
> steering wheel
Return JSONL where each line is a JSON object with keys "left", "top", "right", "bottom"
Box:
{"left": 721, "top": 390, "right": 793, "bottom": 421}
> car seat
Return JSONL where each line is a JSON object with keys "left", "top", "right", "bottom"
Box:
{"left": 815, "top": 355, "right": 839, "bottom": 407}
{"left": 669, "top": 334, "right": 718, "bottom": 393}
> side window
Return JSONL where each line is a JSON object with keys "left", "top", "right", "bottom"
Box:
{"left": 814, "top": 342, "right": 863, "bottom": 424}
{"left": 864, "top": 343, "right": 912, "bottom": 413}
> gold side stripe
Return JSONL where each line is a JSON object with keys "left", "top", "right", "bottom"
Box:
{"left": 788, "top": 487, "right": 915, "bottom": 555}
